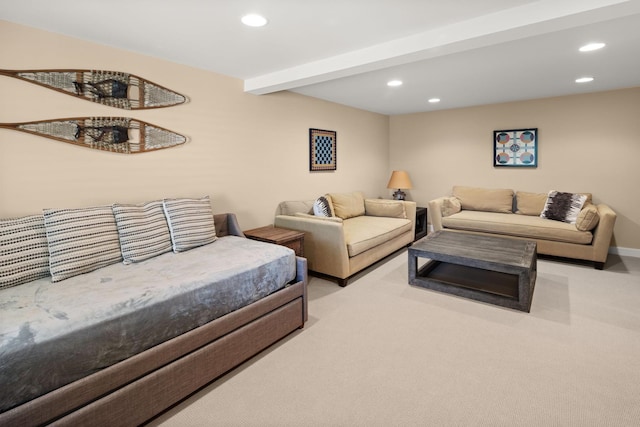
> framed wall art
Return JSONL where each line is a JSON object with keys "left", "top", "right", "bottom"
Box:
{"left": 493, "top": 128, "right": 537, "bottom": 167}
{"left": 309, "top": 128, "right": 337, "bottom": 171}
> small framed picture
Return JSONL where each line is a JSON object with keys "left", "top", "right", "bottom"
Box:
{"left": 309, "top": 128, "right": 337, "bottom": 171}
{"left": 494, "top": 128, "right": 538, "bottom": 167}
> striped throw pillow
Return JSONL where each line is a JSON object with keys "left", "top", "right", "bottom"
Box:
{"left": 163, "top": 196, "right": 217, "bottom": 252}
{"left": 0, "top": 215, "right": 50, "bottom": 289}
{"left": 112, "top": 200, "right": 172, "bottom": 264}
{"left": 43, "top": 206, "right": 123, "bottom": 282}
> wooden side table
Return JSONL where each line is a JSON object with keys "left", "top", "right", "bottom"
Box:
{"left": 243, "top": 225, "right": 305, "bottom": 257}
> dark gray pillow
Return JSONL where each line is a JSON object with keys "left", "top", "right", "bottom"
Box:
{"left": 540, "top": 191, "right": 587, "bottom": 224}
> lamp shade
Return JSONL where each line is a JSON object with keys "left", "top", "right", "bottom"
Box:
{"left": 387, "top": 170, "right": 413, "bottom": 190}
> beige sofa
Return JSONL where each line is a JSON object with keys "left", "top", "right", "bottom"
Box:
{"left": 429, "top": 186, "right": 616, "bottom": 269}
{"left": 275, "top": 192, "right": 416, "bottom": 285}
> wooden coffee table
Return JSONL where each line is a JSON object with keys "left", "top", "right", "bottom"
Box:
{"left": 408, "top": 230, "right": 537, "bottom": 312}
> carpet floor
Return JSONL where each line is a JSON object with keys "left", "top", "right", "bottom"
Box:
{"left": 147, "top": 251, "right": 640, "bottom": 426}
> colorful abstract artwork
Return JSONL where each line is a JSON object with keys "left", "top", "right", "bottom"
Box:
{"left": 309, "top": 128, "right": 337, "bottom": 171}
{"left": 494, "top": 128, "right": 538, "bottom": 167}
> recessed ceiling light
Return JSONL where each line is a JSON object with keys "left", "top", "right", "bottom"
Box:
{"left": 387, "top": 80, "right": 403, "bottom": 87}
{"left": 575, "top": 77, "right": 594, "bottom": 83}
{"left": 241, "top": 14, "right": 268, "bottom": 27}
{"left": 579, "top": 42, "right": 605, "bottom": 52}
{"left": 428, "top": 98, "right": 441, "bottom": 103}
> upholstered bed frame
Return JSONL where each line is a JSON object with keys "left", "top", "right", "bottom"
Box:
{"left": 0, "top": 214, "right": 308, "bottom": 426}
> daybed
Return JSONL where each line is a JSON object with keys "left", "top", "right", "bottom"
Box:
{"left": 275, "top": 192, "right": 416, "bottom": 285}
{"left": 429, "top": 186, "right": 616, "bottom": 269}
{"left": 0, "top": 199, "right": 307, "bottom": 427}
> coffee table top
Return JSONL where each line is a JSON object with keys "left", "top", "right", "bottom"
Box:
{"left": 411, "top": 230, "right": 536, "bottom": 269}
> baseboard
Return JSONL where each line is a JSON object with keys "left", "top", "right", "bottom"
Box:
{"left": 609, "top": 246, "right": 640, "bottom": 258}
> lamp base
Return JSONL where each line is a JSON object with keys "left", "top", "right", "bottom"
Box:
{"left": 392, "top": 189, "right": 406, "bottom": 200}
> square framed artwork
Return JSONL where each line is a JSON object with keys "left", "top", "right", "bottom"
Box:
{"left": 494, "top": 128, "right": 538, "bottom": 167}
{"left": 309, "top": 128, "right": 337, "bottom": 171}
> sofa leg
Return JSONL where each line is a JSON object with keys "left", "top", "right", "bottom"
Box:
{"left": 594, "top": 262, "right": 604, "bottom": 270}
{"left": 338, "top": 278, "right": 348, "bottom": 287}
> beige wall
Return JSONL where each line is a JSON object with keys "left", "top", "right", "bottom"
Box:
{"left": 390, "top": 88, "right": 640, "bottom": 251}
{"left": 0, "top": 21, "right": 390, "bottom": 229}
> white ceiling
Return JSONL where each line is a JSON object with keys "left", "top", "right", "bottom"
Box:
{"left": 2, "top": 0, "right": 640, "bottom": 115}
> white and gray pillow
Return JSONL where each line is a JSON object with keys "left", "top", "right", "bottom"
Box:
{"left": 0, "top": 215, "right": 50, "bottom": 289}
{"left": 43, "top": 206, "right": 123, "bottom": 282}
{"left": 313, "top": 196, "right": 333, "bottom": 217}
{"left": 540, "top": 191, "right": 587, "bottom": 224}
{"left": 112, "top": 200, "right": 172, "bottom": 264}
{"left": 163, "top": 196, "right": 217, "bottom": 252}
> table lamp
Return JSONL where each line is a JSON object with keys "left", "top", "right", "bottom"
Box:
{"left": 387, "top": 170, "right": 412, "bottom": 200}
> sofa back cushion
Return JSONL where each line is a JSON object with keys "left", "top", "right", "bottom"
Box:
{"left": 452, "top": 186, "right": 514, "bottom": 214}
{"left": 364, "top": 199, "right": 406, "bottom": 218}
{"left": 515, "top": 191, "right": 548, "bottom": 215}
{"left": 328, "top": 192, "right": 366, "bottom": 219}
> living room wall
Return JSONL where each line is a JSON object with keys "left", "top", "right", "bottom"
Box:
{"left": 389, "top": 88, "right": 640, "bottom": 252}
{"left": 0, "top": 20, "right": 390, "bottom": 229}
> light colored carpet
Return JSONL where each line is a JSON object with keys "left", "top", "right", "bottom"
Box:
{"left": 147, "top": 251, "right": 640, "bottom": 426}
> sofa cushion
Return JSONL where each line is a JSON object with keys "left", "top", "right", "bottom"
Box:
{"left": 112, "top": 200, "right": 172, "bottom": 264}
{"left": 452, "top": 186, "right": 514, "bottom": 214}
{"left": 515, "top": 191, "right": 548, "bottom": 215}
{"left": 328, "top": 192, "right": 365, "bottom": 219}
{"left": 313, "top": 196, "right": 334, "bottom": 217}
{"left": 575, "top": 203, "right": 600, "bottom": 231}
{"left": 343, "top": 216, "right": 412, "bottom": 257}
{"left": 163, "top": 196, "right": 217, "bottom": 252}
{"left": 0, "top": 215, "right": 50, "bottom": 290}
{"left": 442, "top": 210, "right": 593, "bottom": 244}
{"left": 364, "top": 199, "right": 406, "bottom": 218}
{"left": 540, "top": 191, "right": 587, "bottom": 224}
{"left": 43, "top": 206, "right": 123, "bottom": 282}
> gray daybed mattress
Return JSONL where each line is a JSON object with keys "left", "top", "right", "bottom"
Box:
{"left": 0, "top": 235, "right": 296, "bottom": 413}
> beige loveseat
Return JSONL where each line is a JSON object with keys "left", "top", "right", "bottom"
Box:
{"left": 429, "top": 186, "right": 616, "bottom": 269}
{"left": 275, "top": 192, "right": 416, "bottom": 285}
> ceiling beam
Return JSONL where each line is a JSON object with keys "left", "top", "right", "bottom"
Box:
{"left": 244, "top": 0, "right": 638, "bottom": 95}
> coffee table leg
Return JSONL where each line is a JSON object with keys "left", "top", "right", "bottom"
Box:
{"left": 408, "top": 250, "right": 417, "bottom": 281}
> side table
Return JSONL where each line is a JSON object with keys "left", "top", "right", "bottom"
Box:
{"left": 415, "top": 207, "right": 428, "bottom": 241}
{"left": 243, "top": 225, "right": 305, "bottom": 257}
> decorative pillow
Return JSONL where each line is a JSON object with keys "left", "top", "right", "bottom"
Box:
{"left": 515, "top": 191, "right": 548, "bottom": 215}
{"left": 575, "top": 203, "right": 600, "bottom": 231}
{"left": 364, "top": 199, "right": 406, "bottom": 218}
{"left": 163, "top": 196, "right": 217, "bottom": 252}
{"left": 441, "top": 197, "right": 462, "bottom": 217}
{"left": 328, "top": 192, "right": 365, "bottom": 219}
{"left": 540, "top": 191, "right": 588, "bottom": 224}
{"left": 43, "top": 206, "right": 123, "bottom": 282}
{"left": 0, "top": 215, "right": 50, "bottom": 289}
{"left": 452, "top": 186, "right": 514, "bottom": 214}
{"left": 112, "top": 200, "right": 172, "bottom": 264}
{"left": 313, "top": 196, "right": 333, "bottom": 217}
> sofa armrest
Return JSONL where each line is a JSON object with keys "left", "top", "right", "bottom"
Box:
{"left": 591, "top": 204, "right": 617, "bottom": 263}
{"left": 274, "top": 214, "right": 350, "bottom": 278}
{"left": 428, "top": 197, "right": 447, "bottom": 231}
{"left": 213, "top": 213, "right": 245, "bottom": 237}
